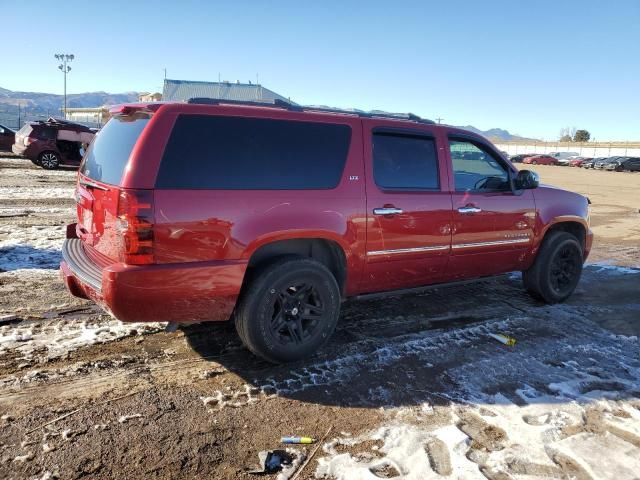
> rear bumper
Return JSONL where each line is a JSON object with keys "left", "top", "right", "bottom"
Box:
{"left": 60, "top": 236, "right": 247, "bottom": 323}
{"left": 11, "top": 143, "right": 26, "bottom": 156}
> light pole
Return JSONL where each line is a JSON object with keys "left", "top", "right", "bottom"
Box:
{"left": 55, "top": 53, "right": 74, "bottom": 118}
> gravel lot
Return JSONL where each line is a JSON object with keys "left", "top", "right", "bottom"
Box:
{"left": 1, "top": 156, "right": 639, "bottom": 479}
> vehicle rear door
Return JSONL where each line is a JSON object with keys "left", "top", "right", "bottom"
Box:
{"left": 361, "top": 121, "right": 452, "bottom": 293}
{"left": 445, "top": 135, "right": 536, "bottom": 279}
{"left": 76, "top": 113, "right": 152, "bottom": 263}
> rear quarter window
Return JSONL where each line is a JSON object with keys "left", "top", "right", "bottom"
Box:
{"left": 80, "top": 114, "right": 150, "bottom": 185}
{"left": 155, "top": 115, "right": 352, "bottom": 189}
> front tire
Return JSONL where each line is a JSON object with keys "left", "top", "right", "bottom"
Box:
{"left": 39, "top": 151, "right": 60, "bottom": 170}
{"left": 235, "top": 257, "right": 341, "bottom": 363}
{"left": 523, "top": 231, "right": 583, "bottom": 304}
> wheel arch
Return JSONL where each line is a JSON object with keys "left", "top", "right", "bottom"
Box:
{"left": 38, "top": 149, "right": 61, "bottom": 159}
{"left": 540, "top": 217, "right": 588, "bottom": 251}
{"left": 244, "top": 236, "right": 349, "bottom": 296}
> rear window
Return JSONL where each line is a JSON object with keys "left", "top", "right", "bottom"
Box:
{"left": 80, "top": 114, "right": 150, "bottom": 185}
{"left": 155, "top": 115, "right": 351, "bottom": 189}
{"left": 17, "top": 124, "right": 33, "bottom": 137}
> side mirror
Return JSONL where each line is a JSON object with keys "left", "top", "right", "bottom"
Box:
{"left": 514, "top": 170, "right": 539, "bottom": 191}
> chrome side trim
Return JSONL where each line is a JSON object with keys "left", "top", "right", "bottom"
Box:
{"left": 452, "top": 238, "right": 530, "bottom": 249}
{"left": 367, "top": 245, "right": 450, "bottom": 256}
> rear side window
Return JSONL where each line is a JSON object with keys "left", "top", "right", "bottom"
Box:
{"left": 80, "top": 114, "right": 150, "bottom": 185}
{"left": 156, "top": 115, "right": 351, "bottom": 189}
{"left": 372, "top": 132, "right": 439, "bottom": 190}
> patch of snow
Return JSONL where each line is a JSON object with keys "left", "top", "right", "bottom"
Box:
{"left": 0, "top": 206, "right": 74, "bottom": 216}
{"left": 589, "top": 263, "right": 640, "bottom": 275}
{"left": 316, "top": 423, "right": 483, "bottom": 479}
{"left": 0, "top": 224, "right": 65, "bottom": 270}
{"left": 0, "top": 186, "right": 74, "bottom": 200}
{"left": 118, "top": 414, "right": 143, "bottom": 423}
{"left": 0, "top": 318, "right": 166, "bottom": 362}
{"left": 13, "top": 452, "right": 34, "bottom": 462}
{"left": 549, "top": 431, "right": 640, "bottom": 479}
{"left": 200, "top": 384, "right": 263, "bottom": 411}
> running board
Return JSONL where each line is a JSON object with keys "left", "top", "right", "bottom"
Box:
{"left": 351, "top": 274, "right": 511, "bottom": 302}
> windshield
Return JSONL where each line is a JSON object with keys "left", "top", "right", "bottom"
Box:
{"left": 79, "top": 114, "right": 150, "bottom": 185}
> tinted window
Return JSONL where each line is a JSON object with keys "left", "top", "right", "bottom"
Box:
{"left": 17, "top": 124, "right": 32, "bottom": 137}
{"left": 156, "top": 115, "right": 351, "bottom": 189}
{"left": 449, "top": 140, "right": 509, "bottom": 192}
{"left": 372, "top": 133, "right": 439, "bottom": 190}
{"left": 35, "top": 126, "right": 56, "bottom": 140}
{"left": 80, "top": 114, "right": 150, "bottom": 185}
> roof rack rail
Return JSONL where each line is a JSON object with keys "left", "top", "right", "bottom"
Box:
{"left": 186, "top": 97, "right": 435, "bottom": 124}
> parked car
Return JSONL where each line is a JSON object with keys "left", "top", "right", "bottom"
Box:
{"left": 568, "top": 157, "right": 591, "bottom": 167}
{"left": 619, "top": 157, "right": 640, "bottom": 172}
{"left": 581, "top": 157, "right": 600, "bottom": 169}
{"left": 0, "top": 123, "right": 15, "bottom": 151}
{"left": 12, "top": 118, "right": 95, "bottom": 169}
{"left": 549, "top": 152, "right": 580, "bottom": 161}
{"left": 60, "top": 100, "right": 592, "bottom": 363}
{"left": 604, "top": 156, "right": 640, "bottom": 171}
{"left": 522, "top": 155, "right": 558, "bottom": 165}
{"left": 594, "top": 157, "right": 620, "bottom": 170}
{"left": 510, "top": 153, "right": 537, "bottom": 163}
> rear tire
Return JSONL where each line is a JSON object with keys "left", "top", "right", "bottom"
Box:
{"left": 39, "top": 151, "right": 60, "bottom": 170}
{"left": 523, "top": 231, "right": 583, "bottom": 304}
{"left": 235, "top": 257, "right": 341, "bottom": 363}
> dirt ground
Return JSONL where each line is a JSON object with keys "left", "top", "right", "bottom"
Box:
{"left": 0, "top": 157, "right": 639, "bottom": 480}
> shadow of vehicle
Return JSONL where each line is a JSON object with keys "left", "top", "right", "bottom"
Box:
{"left": 0, "top": 245, "right": 61, "bottom": 271}
{"left": 183, "top": 267, "right": 640, "bottom": 409}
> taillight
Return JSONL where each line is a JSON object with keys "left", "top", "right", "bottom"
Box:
{"left": 116, "top": 189, "right": 154, "bottom": 265}
{"left": 24, "top": 137, "right": 35, "bottom": 146}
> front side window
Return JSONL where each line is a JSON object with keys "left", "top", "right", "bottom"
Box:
{"left": 372, "top": 132, "right": 439, "bottom": 190}
{"left": 449, "top": 139, "right": 510, "bottom": 192}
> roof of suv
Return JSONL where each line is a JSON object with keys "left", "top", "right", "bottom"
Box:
{"left": 29, "top": 117, "right": 94, "bottom": 132}
{"left": 110, "top": 98, "right": 438, "bottom": 126}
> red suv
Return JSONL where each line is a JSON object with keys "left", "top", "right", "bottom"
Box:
{"left": 61, "top": 100, "right": 593, "bottom": 363}
{"left": 12, "top": 118, "right": 95, "bottom": 169}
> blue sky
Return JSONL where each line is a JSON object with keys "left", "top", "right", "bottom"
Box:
{"left": 2, "top": 0, "right": 639, "bottom": 140}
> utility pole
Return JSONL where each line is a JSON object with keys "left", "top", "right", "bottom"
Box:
{"left": 55, "top": 53, "right": 74, "bottom": 118}
{"left": 436, "top": 117, "right": 444, "bottom": 124}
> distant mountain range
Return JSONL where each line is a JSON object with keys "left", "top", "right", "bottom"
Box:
{"left": 458, "top": 125, "right": 539, "bottom": 143}
{"left": 0, "top": 86, "right": 138, "bottom": 115}
{"left": 0, "top": 86, "right": 538, "bottom": 141}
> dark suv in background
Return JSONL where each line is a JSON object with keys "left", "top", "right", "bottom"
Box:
{"left": 0, "top": 124, "right": 15, "bottom": 151}
{"left": 12, "top": 118, "right": 95, "bottom": 169}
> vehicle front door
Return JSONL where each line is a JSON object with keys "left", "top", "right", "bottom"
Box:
{"left": 446, "top": 136, "right": 536, "bottom": 279}
{"left": 361, "top": 122, "right": 452, "bottom": 293}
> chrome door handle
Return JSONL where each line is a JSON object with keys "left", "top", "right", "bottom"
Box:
{"left": 373, "top": 207, "right": 404, "bottom": 215}
{"left": 457, "top": 206, "right": 482, "bottom": 214}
